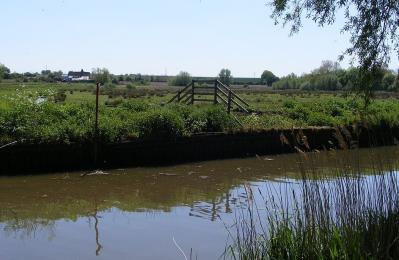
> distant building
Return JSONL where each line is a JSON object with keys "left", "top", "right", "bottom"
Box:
{"left": 67, "top": 69, "right": 91, "bottom": 81}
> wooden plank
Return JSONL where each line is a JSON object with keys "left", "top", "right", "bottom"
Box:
{"left": 227, "top": 90, "right": 232, "bottom": 114}
{"left": 193, "top": 92, "right": 215, "bottom": 96}
{"left": 217, "top": 80, "right": 250, "bottom": 107}
{"left": 182, "top": 94, "right": 192, "bottom": 104}
{"left": 231, "top": 92, "right": 250, "bottom": 107}
{"left": 214, "top": 80, "right": 217, "bottom": 104}
{"left": 179, "top": 91, "right": 191, "bottom": 101}
{"left": 168, "top": 82, "right": 192, "bottom": 103}
{"left": 191, "top": 81, "right": 195, "bottom": 104}
{"left": 231, "top": 98, "right": 249, "bottom": 113}
{"left": 194, "top": 86, "right": 215, "bottom": 90}
{"left": 216, "top": 86, "right": 228, "bottom": 98}
{"left": 193, "top": 98, "right": 214, "bottom": 102}
{"left": 216, "top": 93, "right": 228, "bottom": 105}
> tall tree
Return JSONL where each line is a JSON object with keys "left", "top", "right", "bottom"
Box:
{"left": 269, "top": 0, "right": 399, "bottom": 106}
{"left": 92, "top": 68, "right": 110, "bottom": 85}
{"left": 169, "top": 71, "right": 192, "bottom": 86}
{"left": 0, "top": 63, "right": 10, "bottom": 80}
{"left": 261, "top": 70, "right": 279, "bottom": 86}
{"left": 218, "top": 68, "right": 233, "bottom": 85}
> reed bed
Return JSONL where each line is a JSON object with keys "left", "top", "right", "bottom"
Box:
{"left": 225, "top": 154, "right": 399, "bottom": 259}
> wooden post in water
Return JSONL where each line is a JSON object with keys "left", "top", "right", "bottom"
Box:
{"left": 94, "top": 82, "right": 100, "bottom": 167}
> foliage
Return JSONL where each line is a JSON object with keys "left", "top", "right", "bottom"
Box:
{"left": 0, "top": 63, "right": 10, "bottom": 81}
{"left": 272, "top": 61, "right": 398, "bottom": 93}
{"left": 219, "top": 68, "right": 233, "bottom": 85}
{"left": 270, "top": 0, "right": 399, "bottom": 72}
{"left": 1, "top": 84, "right": 399, "bottom": 144}
{"left": 183, "top": 105, "right": 235, "bottom": 133}
{"left": 270, "top": 0, "right": 399, "bottom": 107}
{"left": 92, "top": 68, "right": 110, "bottom": 85}
{"left": 126, "top": 83, "right": 136, "bottom": 90}
{"left": 261, "top": 70, "right": 279, "bottom": 86}
{"left": 226, "top": 160, "right": 399, "bottom": 259}
{"left": 168, "top": 71, "right": 192, "bottom": 86}
{"left": 137, "top": 110, "right": 184, "bottom": 140}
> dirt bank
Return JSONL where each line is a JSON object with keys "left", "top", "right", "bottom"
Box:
{"left": 1, "top": 125, "right": 398, "bottom": 175}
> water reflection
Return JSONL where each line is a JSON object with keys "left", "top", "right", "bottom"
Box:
{"left": 0, "top": 146, "right": 398, "bottom": 259}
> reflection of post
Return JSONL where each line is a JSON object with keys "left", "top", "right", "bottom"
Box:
{"left": 94, "top": 214, "right": 102, "bottom": 256}
{"left": 92, "top": 203, "right": 103, "bottom": 256}
{"left": 225, "top": 192, "right": 231, "bottom": 213}
{"left": 211, "top": 199, "right": 217, "bottom": 221}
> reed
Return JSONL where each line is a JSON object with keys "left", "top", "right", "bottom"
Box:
{"left": 225, "top": 155, "right": 399, "bottom": 259}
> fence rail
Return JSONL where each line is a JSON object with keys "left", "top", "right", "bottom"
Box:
{"left": 168, "top": 80, "right": 250, "bottom": 115}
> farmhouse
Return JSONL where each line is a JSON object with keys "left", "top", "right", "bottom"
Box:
{"left": 67, "top": 69, "right": 91, "bottom": 81}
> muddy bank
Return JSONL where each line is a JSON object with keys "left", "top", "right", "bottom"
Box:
{"left": 1, "top": 125, "right": 398, "bottom": 175}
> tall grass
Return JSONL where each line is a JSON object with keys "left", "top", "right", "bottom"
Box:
{"left": 225, "top": 156, "right": 399, "bottom": 259}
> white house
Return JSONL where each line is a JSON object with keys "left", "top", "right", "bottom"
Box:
{"left": 67, "top": 69, "right": 91, "bottom": 81}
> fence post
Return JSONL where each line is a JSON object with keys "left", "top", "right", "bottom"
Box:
{"left": 227, "top": 90, "right": 232, "bottom": 114}
{"left": 191, "top": 80, "right": 195, "bottom": 104}
{"left": 94, "top": 82, "right": 100, "bottom": 167}
{"left": 214, "top": 80, "right": 218, "bottom": 104}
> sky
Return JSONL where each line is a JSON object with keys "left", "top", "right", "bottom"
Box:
{"left": 1, "top": 0, "right": 398, "bottom": 77}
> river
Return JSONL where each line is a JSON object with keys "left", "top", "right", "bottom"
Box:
{"left": 1, "top": 146, "right": 398, "bottom": 260}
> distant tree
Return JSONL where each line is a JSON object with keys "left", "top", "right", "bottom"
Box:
{"left": 218, "top": 68, "right": 233, "bottom": 85}
{"left": 51, "top": 70, "right": 63, "bottom": 82}
{"left": 41, "top": 70, "right": 51, "bottom": 75}
{"left": 394, "top": 72, "right": 399, "bottom": 92}
{"left": 125, "top": 75, "right": 133, "bottom": 82}
{"left": 168, "top": 71, "right": 192, "bottom": 86}
{"left": 313, "top": 60, "right": 341, "bottom": 74}
{"left": 269, "top": 0, "right": 399, "bottom": 107}
{"left": 261, "top": 70, "right": 279, "bottom": 86}
{"left": 382, "top": 71, "right": 396, "bottom": 90}
{"left": 111, "top": 77, "right": 119, "bottom": 85}
{"left": 0, "top": 63, "right": 10, "bottom": 80}
{"left": 272, "top": 73, "right": 298, "bottom": 90}
{"left": 92, "top": 68, "right": 110, "bottom": 85}
{"left": 24, "top": 72, "right": 34, "bottom": 78}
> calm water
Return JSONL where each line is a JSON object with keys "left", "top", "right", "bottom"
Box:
{"left": 1, "top": 147, "right": 399, "bottom": 260}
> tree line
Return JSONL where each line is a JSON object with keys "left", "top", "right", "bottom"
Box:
{"left": 272, "top": 61, "right": 399, "bottom": 92}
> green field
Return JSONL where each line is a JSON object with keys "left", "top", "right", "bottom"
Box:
{"left": 1, "top": 80, "right": 399, "bottom": 144}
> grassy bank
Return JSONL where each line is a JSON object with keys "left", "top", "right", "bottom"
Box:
{"left": 1, "top": 82, "right": 399, "bottom": 144}
{"left": 225, "top": 157, "right": 399, "bottom": 259}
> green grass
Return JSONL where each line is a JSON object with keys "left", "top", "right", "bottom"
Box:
{"left": 1, "top": 81, "right": 399, "bottom": 144}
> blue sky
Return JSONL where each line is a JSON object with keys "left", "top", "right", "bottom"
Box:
{"left": 1, "top": 0, "right": 398, "bottom": 77}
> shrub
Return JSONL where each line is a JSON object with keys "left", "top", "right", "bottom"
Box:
{"left": 168, "top": 71, "right": 192, "bottom": 86}
{"left": 54, "top": 91, "right": 67, "bottom": 103}
{"left": 137, "top": 110, "right": 184, "bottom": 140}
{"left": 121, "top": 100, "right": 151, "bottom": 112}
{"left": 202, "top": 105, "right": 234, "bottom": 132}
{"left": 126, "top": 83, "right": 136, "bottom": 90}
{"left": 105, "top": 98, "right": 123, "bottom": 107}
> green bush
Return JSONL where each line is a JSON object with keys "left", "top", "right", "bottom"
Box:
{"left": 137, "top": 110, "right": 184, "bottom": 140}
{"left": 121, "top": 100, "right": 151, "bottom": 112}
{"left": 168, "top": 71, "right": 192, "bottom": 86}
{"left": 126, "top": 83, "right": 136, "bottom": 90}
{"left": 202, "top": 105, "right": 234, "bottom": 132}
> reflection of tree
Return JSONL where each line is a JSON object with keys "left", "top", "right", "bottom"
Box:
{"left": 2, "top": 213, "right": 56, "bottom": 241}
